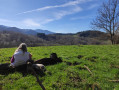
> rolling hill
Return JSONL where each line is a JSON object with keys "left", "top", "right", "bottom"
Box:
{"left": 0, "top": 25, "right": 55, "bottom": 35}
{"left": 0, "top": 25, "right": 111, "bottom": 48}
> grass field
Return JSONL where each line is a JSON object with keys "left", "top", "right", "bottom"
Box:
{"left": 0, "top": 45, "right": 119, "bottom": 90}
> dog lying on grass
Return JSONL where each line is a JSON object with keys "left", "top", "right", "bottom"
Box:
{"left": 32, "top": 64, "right": 46, "bottom": 72}
{"left": 26, "top": 62, "right": 46, "bottom": 76}
{"left": 32, "top": 64, "right": 46, "bottom": 76}
{"left": 34, "top": 53, "right": 62, "bottom": 65}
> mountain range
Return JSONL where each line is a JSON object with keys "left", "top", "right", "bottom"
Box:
{"left": 0, "top": 25, "right": 111, "bottom": 48}
{"left": 0, "top": 25, "right": 55, "bottom": 35}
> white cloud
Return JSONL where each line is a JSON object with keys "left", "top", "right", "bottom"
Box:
{"left": 16, "top": 0, "right": 95, "bottom": 26}
{"left": 71, "top": 15, "right": 93, "bottom": 20}
{"left": 0, "top": 18, "right": 16, "bottom": 27}
{"left": 17, "top": 0, "right": 93, "bottom": 15}
{"left": 3, "top": 0, "right": 96, "bottom": 29}
{"left": 22, "top": 19, "right": 41, "bottom": 27}
{"left": 31, "top": 6, "right": 82, "bottom": 25}
{"left": 0, "top": 18, "right": 12, "bottom": 23}
{"left": 88, "top": 4, "right": 99, "bottom": 10}
{"left": 42, "top": 19, "right": 54, "bottom": 24}
{"left": 38, "top": 6, "right": 82, "bottom": 25}
{"left": 0, "top": 18, "right": 41, "bottom": 29}
{"left": 54, "top": 6, "right": 82, "bottom": 20}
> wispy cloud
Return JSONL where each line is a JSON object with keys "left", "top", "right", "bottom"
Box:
{"left": 41, "top": 19, "right": 54, "bottom": 24}
{"left": 22, "top": 19, "right": 41, "bottom": 27}
{"left": 88, "top": 4, "right": 99, "bottom": 10}
{"left": 0, "top": 18, "right": 12, "bottom": 23}
{"left": 3, "top": 0, "right": 96, "bottom": 29}
{"left": 71, "top": 15, "right": 93, "bottom": 20}
{"left": 17, "top": 0, "right": 93, "bottom": 15}
{"left": 16, "top": 0, "right": 94, "bottom": 26}
{"left": 39, "top": 6, "right": 82, "bottom": 25}
{"left": 54, "top": 6, "right": 82, "bottom": 20}
{"left": 0, "top": 18, "right": 41, "bottom": 28}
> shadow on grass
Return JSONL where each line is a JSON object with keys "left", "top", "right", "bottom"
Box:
{"left": 0, "top": 63, "right": 45, "bottom": 77}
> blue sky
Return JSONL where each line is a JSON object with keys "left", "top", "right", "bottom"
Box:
{"left": 0, "top": 0, "right": 108, "bottom": 33}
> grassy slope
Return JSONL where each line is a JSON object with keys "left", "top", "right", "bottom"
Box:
{"left": 0, "top": 45, "right": 119, "bottom": 90}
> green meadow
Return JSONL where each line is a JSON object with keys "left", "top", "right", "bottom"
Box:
{"left": 0, "top": 45, "right": 119, "bottom": 90}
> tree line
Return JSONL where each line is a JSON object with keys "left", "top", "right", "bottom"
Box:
{"left": 0, "top": 31, "right": 46, "bottom": 48}
{"left": 0, "top": 30, "right": 111, "bottom": 48}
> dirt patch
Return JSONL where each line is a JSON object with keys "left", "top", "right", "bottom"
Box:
{"left": 0, "top": 84, "right": 2, "bottom": 90}
{"left": 65, "top": 61, "right": 81, "bottom": 66}
{"left": 86, "top": 83, "right": 101, "bottom": 90}
{"left": 69, "top": 76, "right": 82, "bottom": 82}
{"left": 65, "top": 62, "right": 72, "bottom": 66}
{"left": 77, "top": 55, "right": 84, "bottom": 59}
{"left": 85, "top": 56, "right": 98, "bottom": 62}
{"left": 73, "top": 61, "right": 81, "bottom": 65}
{"left": 78, "top": 66, "right": 86, "bottom": 70}
{"left": 111, "top": 64, "right": 119, "bottom": 69}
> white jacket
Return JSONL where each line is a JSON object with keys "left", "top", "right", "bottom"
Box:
{"left": 11, "top": 50, "right": 30, "bottom": 67}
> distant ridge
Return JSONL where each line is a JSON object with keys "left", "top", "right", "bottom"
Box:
{"left": 0, "top": 25, "right": 55, "bottom": 35}
{"left": 35, "top": 29, "right": 55, "bottom": 35}
{"left": 0, "top": 26, "right": 110, "bottom": 48}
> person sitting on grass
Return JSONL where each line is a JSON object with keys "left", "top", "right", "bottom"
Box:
{"left": 10, "top": 43, "right": 32, "bottom": 68}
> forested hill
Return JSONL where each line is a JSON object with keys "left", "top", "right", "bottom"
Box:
{"left": 0, "top": 30, "right": 110, "bottom": 48}
{"left": 43, "top": 30, "right": 110, "bottom": 45}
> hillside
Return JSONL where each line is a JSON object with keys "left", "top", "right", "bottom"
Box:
{"left": 0, "top": 45, "right": 119, "bottom": 89}
{"left": 0, "top": 30, "right": 110, "bottom": 48}
{"left": 0, "top": 25, "right": 55, "bottom": 35}
{"left": 41, "top": 30, "right": 110, "bottom": 45}
{"left": 0, "top": 31, "right": 47, "bottom": 48}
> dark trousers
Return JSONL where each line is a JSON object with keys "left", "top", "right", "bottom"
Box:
{"left": 0, "top": 63, "right": 28, "bottom": 75}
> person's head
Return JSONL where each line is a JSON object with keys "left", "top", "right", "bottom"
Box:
{"left": 15, "top": 43, "right": 27, "bottom": 53}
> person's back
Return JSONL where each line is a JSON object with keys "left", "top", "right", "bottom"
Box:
{"left": 10, "top": 43, "right": 32, "bottom": 67}
{"left": 12, "top": 50, "right": 30, "bottom": 66}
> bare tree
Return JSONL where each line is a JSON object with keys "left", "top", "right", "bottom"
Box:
{"left": 91, "top": 0, "right": 119, "bottom": 44}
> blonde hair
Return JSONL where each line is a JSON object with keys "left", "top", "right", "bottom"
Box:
{"left": 15, "top": 43, "right": 27, "bottom": 53}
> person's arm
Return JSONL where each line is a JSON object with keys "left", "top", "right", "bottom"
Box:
{"left": 29, "top": 53, "right": 32, "bottom": 60}
{"left": 27, "top": 53, "right": 34, "bottom": 64}
{"left": 11, "top": 55, "right": 15, "bottom": 63}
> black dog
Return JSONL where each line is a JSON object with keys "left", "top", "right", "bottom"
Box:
{"left": 34, "top": 53, "right": 62, "bottom": 65}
